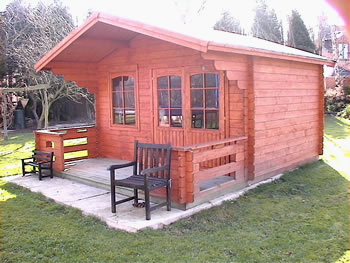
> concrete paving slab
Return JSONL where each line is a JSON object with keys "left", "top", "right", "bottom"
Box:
{"left": 4, "top": 173, "right": 283, "bottom": 232}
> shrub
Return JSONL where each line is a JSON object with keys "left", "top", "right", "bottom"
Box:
{"left": 338, "top": 104, "right": 350, "bottom": 119}
{"left": 325, "top": 86, "right": 350, "bottom": 113}
{"left": 344, "top": 86, "right": 350, "bottom": 96}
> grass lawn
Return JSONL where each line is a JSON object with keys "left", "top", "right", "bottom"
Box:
{"left": 0, "top": 131, "right": 35, "bottom": 177}
{"left": 0, "top": 117, "right": 349, "bottom": 263}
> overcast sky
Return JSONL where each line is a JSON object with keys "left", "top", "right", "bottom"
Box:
{"left": 0, "top": 0, "right": 345, "bottom": 33}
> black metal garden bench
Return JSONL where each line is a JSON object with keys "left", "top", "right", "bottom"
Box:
{"left": 108, "top": 141, "right": 172, "bottom": 220}
{"left": 21, "top": 150, "right": 54, "bottom": 180}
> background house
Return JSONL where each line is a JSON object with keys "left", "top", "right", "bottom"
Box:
{"left": 322, "top": 25, "right": 350, "bottom": 89}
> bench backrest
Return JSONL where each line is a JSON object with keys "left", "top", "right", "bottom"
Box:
{"left": 134, "top": 141, "right": 172, "bottom": 180}
{"left": 33, "top": 150, "right": 54, "bottom": 163}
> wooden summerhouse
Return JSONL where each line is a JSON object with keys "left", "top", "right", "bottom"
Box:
{"left": 34, "top": 13, "right": 333, "bottom": 209}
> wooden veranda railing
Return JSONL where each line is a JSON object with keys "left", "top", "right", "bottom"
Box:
{"left": 172, "top": 136, "right": 247, "bottom": 204}
{"left": 34, "top": 125, "right": 97, "bottom": 171}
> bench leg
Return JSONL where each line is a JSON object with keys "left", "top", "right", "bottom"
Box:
{"left": 145, "top": 188, "right": 151, "bottom": 220}
{"left": 134, "top": 189, "right": 138, "bottom": 205}
{"left": 110, "top": 171, "right": 116, "bottom": 213}
{"left": 22, "top": 160, "right": 26, "bottom": 177}
{"left": 166, "top": 182, "right": 171, "bottom": 211}
{"left": 38, "top": 165, "right": 42, "bottom": 181}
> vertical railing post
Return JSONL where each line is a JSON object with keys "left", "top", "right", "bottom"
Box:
{"left": 54, "top": 133, "right": 65, "bottom": 171}
{"left": 185, "top": 150, "right": 195, "bottom": 203}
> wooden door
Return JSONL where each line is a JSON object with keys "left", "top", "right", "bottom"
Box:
{"left": 152, "top": 68, "right": 185, "bottom": 146}
{"left": 183, "top": 71, "right": 227, "bottom": 145}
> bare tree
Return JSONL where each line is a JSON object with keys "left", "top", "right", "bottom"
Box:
{"left": 0, "top": 0, "right": 94, "bottom": 129}
{"left": 172, "top": 0, "right": 207, "bottom": 24}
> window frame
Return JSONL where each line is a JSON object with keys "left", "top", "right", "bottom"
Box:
{"left": 109, "top": 71, "right": 139, "bottom": 130}
{"left": 189, "top": 72, "right": 221, "bottom": 130}
{"left": 338, "top": 43, "right": 349, "bottom": 60}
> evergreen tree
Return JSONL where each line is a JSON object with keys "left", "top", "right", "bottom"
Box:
{"left": 251, "top": 0, "right": 283, "bottom": 44}
{"left": 287, "top": 10, "right": 316, "bottom": 53}
{"left": 214, "top": 11, "right": 243, "bottom": 34}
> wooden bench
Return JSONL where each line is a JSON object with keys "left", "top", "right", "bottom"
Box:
{"left": 109, "top": 141, "right": 172, "bottom": 220}
{"left": 21, "top": 150, "right": 54, "bottom": 180}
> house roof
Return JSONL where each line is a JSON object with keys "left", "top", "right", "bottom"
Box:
{"left": 35, "top": 12, "right": 334, "bottom": 71}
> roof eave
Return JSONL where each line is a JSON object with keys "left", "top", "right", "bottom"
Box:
{"left": 34, "top": 13, "right": 101, "bottom": 72}
{"left": 97, "top": 13, "right": 208, "bottom": 53}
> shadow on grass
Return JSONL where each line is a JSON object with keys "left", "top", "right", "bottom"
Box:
{"left": 0, "top": 160, "right": 349, "bottom": 263}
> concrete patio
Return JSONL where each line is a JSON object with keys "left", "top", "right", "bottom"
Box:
{"left": 5, "top": 173, "right": 282, "bottom": 232}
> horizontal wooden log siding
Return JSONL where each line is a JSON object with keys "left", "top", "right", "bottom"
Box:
{"left": 34, "top": 126, "right": 98, "bottom": 171}
{"left": 252, "top": 57, "right": 322, "bottom": 180}
{"left": 173, "top": 136, "right": 247, "bottom": 203}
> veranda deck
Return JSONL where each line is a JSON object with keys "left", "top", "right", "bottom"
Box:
{"left": 59, "top": 158, "right": 133, "bottom": 190}
{"left": 59, "top": 157, "right": 235, "bottom": 203}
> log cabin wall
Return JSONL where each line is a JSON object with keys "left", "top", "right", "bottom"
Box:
{"left": 203, "top": 51, "right": 323, "bottom": 183}
{"left": 251, "top": 57, "right": 323, "bottom": 182}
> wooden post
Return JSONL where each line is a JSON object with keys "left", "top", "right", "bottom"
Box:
{"left": 319, "top": 66, "right": 325, "bottom": 155}
{"left": 247, "top": 56, "right": 255, "bottom": 181}
{"left": 1, "top": 94, "right": 8, "bottom": 140}
{"left": 43, "top": 88, "right": 49, "bottom": 129}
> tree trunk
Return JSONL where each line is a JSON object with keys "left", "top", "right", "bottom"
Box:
{"left": 37, "top": 98, "right": 45, "bottom": 129}
{"left": 29, "top": 94, "right": 39, "bottom": 128}
{"left": 37, "top": 89, "right": 50, "bottom": 129}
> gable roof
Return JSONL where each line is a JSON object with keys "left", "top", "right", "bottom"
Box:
{"left": 35, "top": 12, "right": 334, "bottom": 71}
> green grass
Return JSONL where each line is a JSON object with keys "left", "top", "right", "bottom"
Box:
{"left": 324, "top": 115, "right": 350, "bottom": 180}
{"left": 0, "top": 132, "right": 35, "bottom": 177}
{"left": 0, "top": 161, "right": 348, "bottom": 262}
{"left": 0, "top": 117, "right": 349, "bottom": 262}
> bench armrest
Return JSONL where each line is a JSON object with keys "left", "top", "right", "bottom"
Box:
{"left": 140, "top": 165, "right": 169, "bottom": 176}
{"left": 108, "top": 161, "right": 136, "bottom": 171}
{"left": 37, "top": 160, "right": 52, "bottom": 165}
{"left": 21, "top": 157, "right": 34, "bottom": 161}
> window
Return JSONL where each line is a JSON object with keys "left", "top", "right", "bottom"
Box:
{"left": 111, "top": 76, "right": 136, "bottom": 125}
{"left": 157, "top": 75, "right": 183, "bottom": 127}
{"left": 191, "top": 73, "right": 219, "bottom": 129}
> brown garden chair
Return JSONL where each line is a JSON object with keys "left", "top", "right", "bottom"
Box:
{"left": 109, "top": 141, "right": 172, "bottom": 220}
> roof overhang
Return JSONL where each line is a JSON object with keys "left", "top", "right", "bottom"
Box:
{"left": 35, "top": 13, "right": 208, "bottom": 72}
{"left": 35, "top": 12, "right": 335, "bottom": 72}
